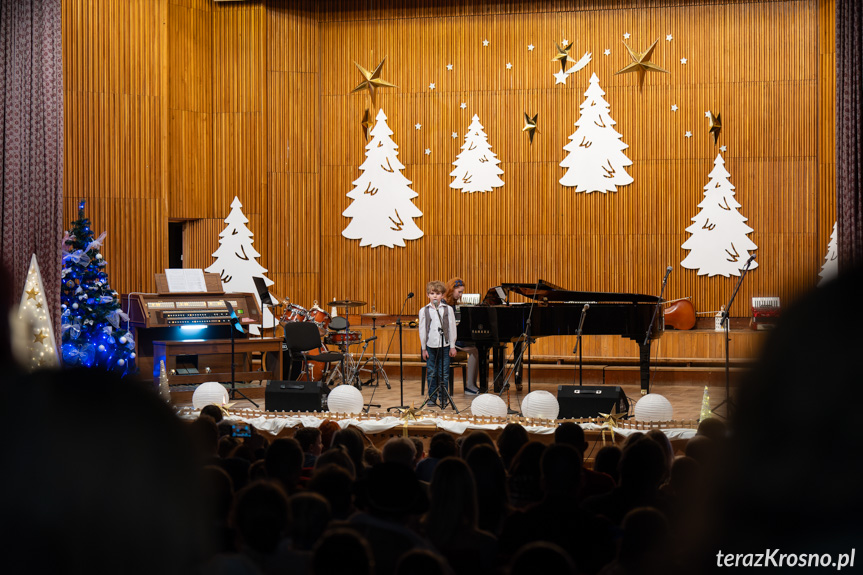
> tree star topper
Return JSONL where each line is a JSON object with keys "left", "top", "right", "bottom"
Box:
{"left": 523, "top": 113, "right": 539, "bottom": 144}
{"left": 351, "top": 57, "right": 397, "bottom": 103}
{"left": 708, "top": 111, "right": 722, "bottom": 144}
{"left": 614, "top": 38, "right": 669, "bottom": 91}
{"left": 552, "top": 42, "right": 577, "bottom": 72}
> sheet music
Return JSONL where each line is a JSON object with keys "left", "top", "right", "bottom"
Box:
{"left": 164, "top": 268, "right": 207, "bottom": 293}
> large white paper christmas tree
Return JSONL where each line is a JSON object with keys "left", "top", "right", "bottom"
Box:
{"left": 14, "top": 254, "right": 59, "bottom": 371}
{"left": 559, "top": 73, "right": 634, "bottom": 193}
{"left": 342, "top": 108, "right": 423, "bottom": 248}
{"left": 818, "top": 221, "right": 838, "bottom": 286}
{"left": 681, "top": 154, "right": 758, "bottom": 277}
{"left": 205, "top": 196, "right": 275, "bottom": 334}
{"left": 450, "top": 114, "right": 504, "bottom": 193}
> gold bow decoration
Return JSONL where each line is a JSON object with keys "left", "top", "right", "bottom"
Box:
{"left": 598, "top": 410, "right": 626, "bottom": 445}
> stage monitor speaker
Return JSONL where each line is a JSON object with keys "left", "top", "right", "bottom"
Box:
{"left": 265, "top": 381, "right": 324, "bottom": 412}
{"left": 557, "top": 385, "right": 628, "bottom": 419}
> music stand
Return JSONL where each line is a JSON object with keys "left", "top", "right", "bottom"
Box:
{"left": 253, "top": 276, "right": 277, "bottom": 339}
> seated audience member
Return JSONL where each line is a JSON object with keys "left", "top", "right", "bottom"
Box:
{"left": 265, "top": 437, "right": 305, "bottom": 495}
{"left": 645, "top": 429, "right": 674, "bottom": 480}
{"left": 364, "top": 444, "right": 383, "bottom": 467}
{"left": 593, "top": 445, "right": 622, "bottom": 484}
{"left": 500, "top": 444, "right": 615, "bottom": 574}
{"left": 315, "top": 444, "right": 356, "bottom": 478}
{"left": 465, "top": 444, "right": 511, "bottom": 536}
{"left": 332, "top": 426, "right": 369, "bottom": 479}
{"left": 695, "top": 416, "right": 727, "bottom": 442}
{"left": 510, "top": 542, "right": 576, "bottom": 575}
{"left": 308, "top": 463, "right": 356, "bottom": 521}
{"left": 189, "top": 415, "right": 220, "bottom": 462}
{"left": 312, "top": 528, "right": 375, "bottom": 575}
{"left": 290, "top": 491, "right": 332, "bottom": 551}
{"left": 423, "top": 458, "right": 498, "bottom": 575}
{"left": 382, "top": 437, "right": 417, "bottom": 469}
{"left": 200, "top": 403, "right": 224, "bottom": 423}
{"left": 1, "top": 369, "right": 212, "bottom": 575}
{"left": 506, "top": 442, "right": 546, "bottom": 509}
{"left": 318, "top": 420, "right": 341, "bottom": 450}
{"left": 458, "top": 430, "right": 496, "bottom": 459}
{"left": 598, "top": 507, "right": 673, "bottom": 575}
{"left": 395, "top": 549, "right": 453, "bottom": 575}
{"left": 416, "top": 432, "right": 457, "bottom": 483}
{"left": 496, "top": 422, "right": 529, "bottom": 471}
{"left": 410, "top": 437, "right": 425, "bottom": 467}
{"left": 347, "top": 462, "right": 433, "bottom": 575}
{"left": 554, "top": 421, "right": 615, "bottom": 500}
{"left": 228, "top": 479, "right": 292, "bottom": 573}
{"left": 294, "top": 427, "right": 323, "bottom": 468}
{"left": 201, "top": 465, "right": 236, "bottom": 555}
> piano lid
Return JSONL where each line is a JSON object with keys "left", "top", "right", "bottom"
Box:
{"left": 481, "top": 280, "right": 662, "bottom": 305}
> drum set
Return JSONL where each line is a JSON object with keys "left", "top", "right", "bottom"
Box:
{"left": 278, "top": 298, "right": 389, "bottom": 390}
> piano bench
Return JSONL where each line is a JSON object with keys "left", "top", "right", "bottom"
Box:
{"left": 420, "top": 362, "right": 467, "bottom": 396}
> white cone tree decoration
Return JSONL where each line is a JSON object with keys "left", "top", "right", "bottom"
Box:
{"left": 681, "top": 154, "right": 758, "bottom": 277}
{"left": 450, "top": 114, "right": 504, "bottom": 193}
{"left": 205, "top": 196, "right": 275, "bottom": 334}
{"left": 15, "top": 254, "right": 59, "bottom": 371}
{"left": 342, "top": 108, "right": 423, "bottom": 248}
{"left": 818, "top": 221, "right": 838, "bottom": 286}
{"left": 559, "top": 73, "right": 634, "bottom": 193}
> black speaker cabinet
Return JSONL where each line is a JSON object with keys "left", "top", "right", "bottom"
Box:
{"left": 557, "top": 385, "right": 628, "bottom": 419}
{"left": 265, "top": 381, "right": 324, "bottom": 412}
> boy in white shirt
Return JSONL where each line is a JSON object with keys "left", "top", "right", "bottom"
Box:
{"left": 418, "top": 280, "right": 457, "bottom": 407}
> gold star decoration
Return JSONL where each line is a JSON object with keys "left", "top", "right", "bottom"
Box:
{"left": 34, "top": 330, "right": 48, "bottom": 345}
{"left": 551, "top": 42, "right": 576, "bottom": 72}
{"left": 351, "top": 57, "right": 397, "bottom": 103}
{"left": 361, "top": 108, "right": 371, "bottom": 140}
{"left": 397, "top": 403, "right": 425, "bottom": 436}
{"left": 708, "top": 111, "right": 722, "bottom": 145}
{"left": 522, "top": 112, "right": 539, "bottom": 144}
{"left": 598, "top": 410, "right": 626, "bottom": 444}
{"left": 26, "top": 287, "right": 40, "bottom": 299}
{"left": 614, "top": 39, "right": 669, "bottom": 91}
{"left": 36, "top": 302, "right": 43, "bottom": 308}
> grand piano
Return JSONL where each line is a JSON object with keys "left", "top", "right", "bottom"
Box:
{"left": 455, "top": 280, "right": 664, "bottom": 394}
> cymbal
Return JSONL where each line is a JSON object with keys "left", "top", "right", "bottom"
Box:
{"left": 326, "top": 299, "right": 366, "bottom": 308}
{"left": 361, "top": 312, "right": 388, "bottom": 318}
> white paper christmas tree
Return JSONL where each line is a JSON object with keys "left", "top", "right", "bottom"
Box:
{"left": 205, "top": 196, "right": 275, "bottom": 334}
{"left": 818, "top": 221, "right": 838, "bottom": 286}
{"left": 14, "top": 254, "right": 59, "bottom": 371}
{"left": 450, "top": 114, "right": 505, "bottom": 193}
{"left": 559, "top": 73, "right": 634, "bottom": 193}
{"left": 681, "top": 154, "right": 758, "bottom": 277}
{"left": 342, "top": 108, "right": 424, "bottom": 248}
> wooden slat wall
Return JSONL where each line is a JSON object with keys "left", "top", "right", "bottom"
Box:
{"left": 62, "top": 0, "right": 835, "bottom": 343}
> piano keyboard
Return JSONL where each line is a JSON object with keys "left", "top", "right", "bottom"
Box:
{"left": 752, "top": 297, "right": 780, "bottom": 310}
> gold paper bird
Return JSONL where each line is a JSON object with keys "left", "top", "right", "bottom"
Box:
{"left": 551, "top": 42, "right": 576, "bottom": 72}
{"left": 522, "top": 113, "right": 539, "bottom": 144}
{"left": 614, "top": 39, "right": 668, "bottom": 91}
{"left": 351, "top": 57, "right": 398, "bottom": 103}
{"left": 708, "top": 111, "right": 722, "bottom": 145}
{"left": 361, "top": 108, "right": 372, "bottom": 140}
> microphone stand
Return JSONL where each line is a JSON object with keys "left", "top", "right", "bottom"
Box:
{"left": 497, "top": 279, "right": 542, "bottom": 415}
{"left": 387, "top": 293, "right": 415, "bottom": 411}
{"left": 574, "top": 304, "right": 589, "bottom": 387}
{"left": 225, "top": 301, "right": 259, "bottom": 408}
{"left": 714, "top": 256, "right": 756, "bottom": 418}
{"left": 639, "top": 267, "right": 671, "bottom": 397}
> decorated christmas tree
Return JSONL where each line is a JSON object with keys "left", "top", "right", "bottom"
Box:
{"left": 559, "top": 73, "right": 634, "bottom": 193}
{"left": 205, "top": 196, "right": 275, "bottom": 334}
{"left": 342, "top": 108, "right": 424, "bottom": 248}
{"left": 681, "top": 154, "right": 758, "bottom": 277}
{"left": 818, "top": 221, "right": 838, "bottom": 286}
{"left": 15, "top": 254, "right": 60, "bottom": 371}
{"left": 450, "top": 114, "right": 505, "bottom": 193}
{"left": 60, "top": 201, "right": 136, "bottom": 374}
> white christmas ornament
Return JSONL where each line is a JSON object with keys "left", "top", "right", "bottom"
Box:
{"left": 681, "top": 154, "right": 758, "bottom": 277}
{"left": 520, "top": 390, "right": 560, "bottom": 419}
{"left": 818, "top": 221, "right": 838, "bottom": 286}
{"left": 450, "top": 114, "right": 505, "bottom": 193}
{"left": 192, "top": 382, "right": 230, "bottom": 410}
{"left": 559, "top": 73, "right": 634, "bottom": 193}
{"left": 342, "top": 109, "right": 424, "bottom": 248}
{"left": 205, "top": 196, "right": 276, "bottom": 334}
{"left": 634, "top": 393, "right": 674, "bottom": 421}
{"left": 327, "top": 385, "right": 364, "bottom": 414}
{"left": 470, "top": 394, "right": 508, "bottom": 418}
{"left": 13, "top": 254, "right": 60, "bottom": 371}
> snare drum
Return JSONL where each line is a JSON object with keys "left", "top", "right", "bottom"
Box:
{"left": 305, "top": 305, "right": 332, "bottom": 333}
{"left": 280, "top": 303, "right": 308, "bottom": 323}
{"left": 325, "top": 330, "right": 362, "bottom": 345}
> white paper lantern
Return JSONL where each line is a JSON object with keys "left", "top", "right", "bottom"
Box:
{"left": 470, "top": 394, "right": 508, "bottom": 418}
{"left": 327, "top": 385, "right": 364, "bottom": 414}
{"left": 633, "top": 393, "right": 674, "bottom": 422}
{"left": 192, "top": 381, "right": 230, "bottom": 410}
{"left": 521, "top": 390, "right": 560, "bottom": 420}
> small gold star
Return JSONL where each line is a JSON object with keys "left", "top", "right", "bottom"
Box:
{"left": 551, "top": 42, "right": 576, "bottom": 72}
{"left": 34, "top": 330, "right": 48, "bottom": 345}
{"left": 361, "top": 108, "right": 371, "bottom": 140}
{"left": 36, "top": 302, "right": 43, "bottom": 308}
{"left": 614, "top": 38, "right": 669, "bottom": 91}
{"left": 707, "top": 111, "right": 722, "bottom": 145}
{"left": 351, "top": 57, "right": 397, "bottom": 103}
{"left": 522, "top": 113, "right": 539, "bottom": 144}
{"left": 26, "top": 287, "right": 40, "bottom": 299}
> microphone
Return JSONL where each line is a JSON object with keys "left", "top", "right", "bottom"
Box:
{"left": 746, "top": 253, "right": 757, "bottom": 266}
{"left": 663, "top": 265, "right": 673, "bottom": 284}
{"left": 407, "top": 292, "right": 415, "bottom": 299}
{"left": 364, "top": 336, "right": 378, "bottom": 343}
